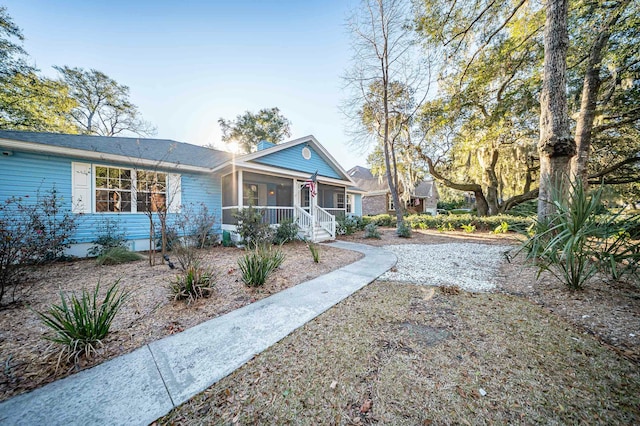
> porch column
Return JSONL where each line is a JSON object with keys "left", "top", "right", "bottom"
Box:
{"left": 237, "top": 170, "right": 243, "bottom": 209}
{"left": 293, "top": 178, "right": 299, "bottom": 222}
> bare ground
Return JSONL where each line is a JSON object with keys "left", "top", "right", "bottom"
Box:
{"left": 0, "top": 241, "right": 362, "bottom": 402}
{"left": 158, "top": 228, "right": 640, "bottom": 424}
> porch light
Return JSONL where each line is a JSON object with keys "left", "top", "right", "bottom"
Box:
{"left": 268, "top": 189, "right": 275, "bottom": 196}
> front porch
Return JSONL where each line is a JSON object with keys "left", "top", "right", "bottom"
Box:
{"left": 221, "top": 171, "right": 351, "bottom": 242}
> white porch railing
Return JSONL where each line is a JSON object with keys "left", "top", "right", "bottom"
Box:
{"left": 294, "top": 205, "right": 313, "bottom": 239}
{"left": 323, "top": 208, "right": 347, "bottom": 219}
{"left": 222, "top": 206, "right": 294, "bottom": 225}
{"left": 314, "top": 205, "right": 336, "bottom": 240}
{"left": 222, "top": 205, "right": 336, "bottom": 242}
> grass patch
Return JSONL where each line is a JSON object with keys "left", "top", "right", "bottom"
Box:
{"left": 159, "top": 281, "right": 639, "bottom": 424}
{"left": 95, "top": 247, "right": 143, "bottom": 265}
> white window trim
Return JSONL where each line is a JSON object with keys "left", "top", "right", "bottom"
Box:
{"left": 90, "top": 163, "right": 177, "bottom": 214}
{"left": 388, "top": 194, "right": 395, "bottom": 211}
{"left": 346, "top": 194, "right": 355, "bottom": 214}
{"left": 334, "top": 192, "right": 346, "bottom": 210}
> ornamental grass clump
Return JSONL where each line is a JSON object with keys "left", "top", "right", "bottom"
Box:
{"left": 169, "top": 262, "right": 215, "bottom": 304}
{"left": 238, "top": 246, "right": 285, "bottom": 287}
{"left": 308, "top": 242, "right": 320, "bottom": 263}
{"left": 95, "top": 246, "right": 143, "bottom": 265}
{"left": 36, "top": 280, "right": 129, "bottom": 365}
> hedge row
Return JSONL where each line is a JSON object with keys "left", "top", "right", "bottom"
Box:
{"left": 362, "top": 213, "right": 535, "bottom": 233}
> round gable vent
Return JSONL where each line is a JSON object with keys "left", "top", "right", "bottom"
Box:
{"left": 301, "top": 146, "right": 312, "bottom": 160}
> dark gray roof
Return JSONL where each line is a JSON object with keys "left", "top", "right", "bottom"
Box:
{"left": 347, "top": 165, "right": 436, "bottom": 197}
{"left": 0, "top": 130, "right": 231, "bottom": 169}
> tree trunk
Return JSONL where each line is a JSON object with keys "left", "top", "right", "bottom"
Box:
{"left": 474, "top": 190, "right": 490, "bottom": 217}
{"left": 571, "top": 0, "right": 630, "bottom": 185}
{"left": 479, "top": 148, "right": 500, "bottom": 215}
{"left": 537, "top": 0, "right": 574, "bottom": 220}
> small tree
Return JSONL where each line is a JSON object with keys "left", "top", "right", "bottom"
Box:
{"left": 0, "top": 187, "right": 78, "bottom": 305}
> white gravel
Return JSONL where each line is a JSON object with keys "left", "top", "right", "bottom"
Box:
{"left": 379, "top": 243, "right": 514, "bottom": 292}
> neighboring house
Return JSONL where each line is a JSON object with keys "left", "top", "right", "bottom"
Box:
{"left": 0, "top": 131, "right": 361, "bottom": 255}
{"left": 347, "top": 166, "right": 438, "bottom": 216}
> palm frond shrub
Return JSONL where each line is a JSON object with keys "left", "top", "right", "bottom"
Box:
{"left": 521, "top": 180, "right": 640, "bottom": 289}
{"left": 238, "top": 246, "right": 285, "bottom": 287}
{"left": 95, "top": 246, "right": 143, "bottom": 265}
{"left": 36, "top": 280, "right": 129, "bottom": 364}
{"left": 169, "top": 262, "right": 215, "bottom": 304}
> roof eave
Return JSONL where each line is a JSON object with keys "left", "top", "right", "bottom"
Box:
{"left": 0, "top": 138, "right": 215, "bottom": 173}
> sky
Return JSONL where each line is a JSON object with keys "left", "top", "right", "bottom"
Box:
{"left": 3, "top": 0, "right": 371, "bottom": 170}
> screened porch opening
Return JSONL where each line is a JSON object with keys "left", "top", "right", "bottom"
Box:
{"left": 222, "top": 172, "right": 294, "bottom": 225}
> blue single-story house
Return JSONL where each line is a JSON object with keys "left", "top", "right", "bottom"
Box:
{"left": 0, "top": 130, "right": 363, "bottom": 256}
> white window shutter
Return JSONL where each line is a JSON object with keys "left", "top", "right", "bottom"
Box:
{"left": 72, "top": 162, "right": 92, "bottom": 213}
{"left": 168, "top": 173, "right": 181, "bottom": 213}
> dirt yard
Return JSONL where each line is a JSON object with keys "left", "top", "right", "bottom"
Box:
{"left": 159, "top": 228, "right": 640, "bottom": 424}
{"left": 0, "top": 241, "right": 362, "bottom": 402}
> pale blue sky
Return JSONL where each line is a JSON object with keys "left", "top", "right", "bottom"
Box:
{"left": 4, "top": 0, "right": 369, "bottom": 170}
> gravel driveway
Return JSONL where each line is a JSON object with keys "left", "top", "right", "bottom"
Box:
{"left": 379, "top": 243, "right": 514, "bottom": 292}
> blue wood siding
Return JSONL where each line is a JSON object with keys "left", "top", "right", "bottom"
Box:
{"left": 251, "top": 144, "right": 342, "bottom": 179}
{"left": 0, "top": 150, "right": 222, "bottom": 244}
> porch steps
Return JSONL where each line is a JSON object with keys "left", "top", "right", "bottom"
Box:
{"left": 313, "top": 227, "right": 334, "bottom": 242}
{"left": 299, "top": 226, "right": 334, "bottom": 243}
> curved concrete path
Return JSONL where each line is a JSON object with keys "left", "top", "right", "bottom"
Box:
{"left": 0, "top": 241, "right": 395, "bottom": 426}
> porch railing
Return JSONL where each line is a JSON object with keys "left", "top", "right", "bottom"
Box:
{"left": 222, "top": 206, "right": 295, "bottom": 225}
{"left": 314, "top": 205, "right": 336, "bottom": 239}
{"left": 294, "top": 205, "right": 313, "bottom": 239}
{"left": 323, "top": 208, "right": 347, "bottom": 220}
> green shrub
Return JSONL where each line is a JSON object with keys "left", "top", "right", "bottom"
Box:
{"left": 521, "top": 180, "right": 640, "bottom": 289}
{"left": 506, "top": 200, "right": 537, "bottom": 217}
{"left": 396, "top": 222, "right": 412, "bottom": 238}
{"left": 88, "top": 218, "right": 127, "bottom": 257}
{"left": 337, "top": 215, "right": 362, "bottom": 235}
{"left": 169, "top": 262, "right": 215, "bottom": 304}
{"left": 233, "top": 206, "right": 273, "bottom": 248}
{"left": 95, "top": 247, "right": 143, "bottom": 265}
{"left": 493, "top": 221, "right": 510, "bottom": 234}
{"left": 364, "top": 223, "right": 381, "bottom": 239}
{"left": 461, "top": 223, "right": 476, "bottom": 233}
{"left": 437, "top": 222, "right": 455, "bottom": 232}
{"left": 367, "top": 214, "right": 396, "bottom": 227}
{"left": 273, "top": 219, "right": 299, "bottom": 245}
{"left": 36, "top": 280, "right": 129, "bottom": 363}
{"left": 405, "top": 213, "right": 533, "bottom": 233}
{"left": 308, "top": 242, "right": 320, "bottom": 263}
{"left": 238, "top": 246, "right": 285, "bottom": 287}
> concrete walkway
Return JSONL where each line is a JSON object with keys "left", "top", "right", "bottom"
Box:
{"left": 0, "top": 241, "right": 395, "bottom": 426}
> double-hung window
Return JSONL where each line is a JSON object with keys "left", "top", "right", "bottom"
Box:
{"left": 136, "top": 171, "right": 167, "bottom": 212}
{"left": 95, "top": 166, "right": 133, "bottom": 212}
{"left": 346, "top": 194, "right": 354, "bottom": 214}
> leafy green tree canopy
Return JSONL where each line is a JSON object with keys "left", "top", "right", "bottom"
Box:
{"left": 218, "top": 107, "right": 291, "bottom": 154}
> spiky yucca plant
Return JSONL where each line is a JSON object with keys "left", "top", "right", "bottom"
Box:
{"left": 36, "top": 280, "right": 129, "bottom": 364}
